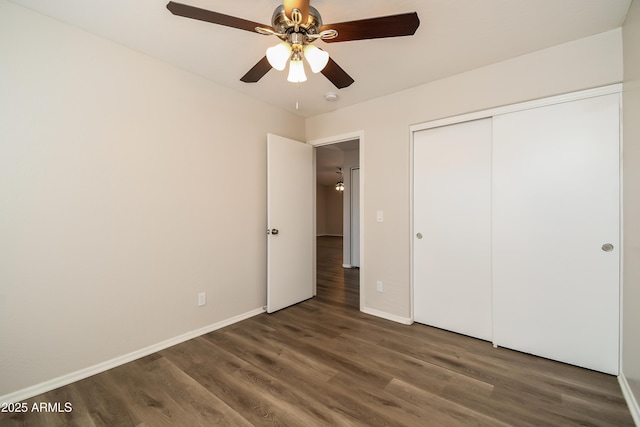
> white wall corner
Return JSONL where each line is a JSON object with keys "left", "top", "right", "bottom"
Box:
{"left": 619, "top": 373, "right": 640, "bottom": 426}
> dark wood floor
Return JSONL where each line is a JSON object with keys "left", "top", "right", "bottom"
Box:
{"left": 316, "top": 235, "right": 359, "bottom": 310}
{"left": 1, "top": 236, "right": 634, "bottom": 426}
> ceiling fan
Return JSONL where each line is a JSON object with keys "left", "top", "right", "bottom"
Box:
{"left": 166, "top": 0, "right": 420, "bottom": 89}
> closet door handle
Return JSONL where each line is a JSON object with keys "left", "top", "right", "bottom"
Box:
{"left": 416, "top": 233, "right": 423, "bottom": 239}
{"left": 601, "top": 243, "right": 614, "bottom": 252}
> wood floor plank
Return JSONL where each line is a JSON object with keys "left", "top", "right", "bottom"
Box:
{"left": 211, "top": 322, "right": 340, "bottom": 385}
{"left": 246, "top": 313, "right": 395, "bottom": 390}
{"left": 70, "top": 371, "right": 141, "bottom": 427}
{"left": 1, "top": 383, "right": 96, "bottom": 427}
{"left": 110, "top": 355, "right": 252, "bottom": 426}
{"left": 211, "top": 321, "right": 399, "bottom": 425}
{"left": 105, "top": 359, "right": 199, "bottom": 426}
{"left": 385, "top": 378, "right": 511, "bottom": 427}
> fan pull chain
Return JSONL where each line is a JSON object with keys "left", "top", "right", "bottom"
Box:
{"left": 295, "top": 83, "right": 300, "bottom": 110}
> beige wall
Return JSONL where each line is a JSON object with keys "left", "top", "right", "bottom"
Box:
{"left": 325, "top": 186, "right": 344, "bottom": 236}
{"left": 306, "top": 29, "right": 623, "bottom": 320}
{"left": 0, "top": 1, "right": 304, "bottom": 397}
{"left": 316, "top": 183, "right": 327, "bottom": 235}
{"left": 623, "top": 0, "right": 640, "bottom": 415}
{"left": 316, "top": 184, "right": 343, "bottom": 236}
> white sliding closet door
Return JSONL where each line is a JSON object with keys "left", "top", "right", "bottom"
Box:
{"left": 492, "top": 94, "right": 620, "bottom": 374}
{"left": 413, "top": 118, "right": 492, "bottom": 341}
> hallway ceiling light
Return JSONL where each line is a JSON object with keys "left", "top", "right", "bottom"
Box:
{"left": 336, "top": 167, "right": 344, "bottom": 191}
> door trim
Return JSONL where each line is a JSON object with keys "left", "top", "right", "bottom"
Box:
{"left": 350, "top": 167, "right": 360, "bottom": 268}
{"left": 410, "top": 84, "right": 621, "bottom": 134}
{"left": 309, "top": 131, "right": 365, "bottom": 311}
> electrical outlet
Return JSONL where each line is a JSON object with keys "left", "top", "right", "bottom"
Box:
{"left": 376, "top": 280, "right": 383, "bottom": 292}
{"left": 198, "top": 292, "right": 206, "bottom": 307}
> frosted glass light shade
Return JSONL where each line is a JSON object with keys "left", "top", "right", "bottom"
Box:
{"left": 303, "top": 44, "right": 329, "bottom": 73}
{"left": 287, "top": 59, "right": 307, "bottom": 82}
{"left": 266, "top": 42, "right": 292, "bottom": 71}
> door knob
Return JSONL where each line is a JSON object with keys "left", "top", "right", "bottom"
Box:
{"left": 271, "top": 229, "right": 279, "bottom": 235}
{"left": 416, "top": 232, "right": 423, "bottom": 239}
{"left": 601, "top": 243, "right": 614, "bottom": 252}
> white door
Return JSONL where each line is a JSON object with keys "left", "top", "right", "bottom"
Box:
{"left": 413, "top": 118, "right": 493, "bottom": 341}
{"left": 492, "top": 94, "right": 620, "bottom": 374}
{"left": 267, "top": 134, "right": 314, "bottom": 313}
{"left": 350, "top": 168, "right": 360, "bottom": 268}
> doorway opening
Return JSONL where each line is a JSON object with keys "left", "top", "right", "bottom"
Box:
{"left": 315, "top": 139, "right": 360, "bottom": 309}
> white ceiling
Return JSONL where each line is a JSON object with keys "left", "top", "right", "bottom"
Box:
{"left": 8, "top": 0, "right": 632, "bottom": 118}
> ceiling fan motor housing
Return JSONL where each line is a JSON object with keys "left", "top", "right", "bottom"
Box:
{"left": 271, "top": 5, "right": 322, "bottom": 43}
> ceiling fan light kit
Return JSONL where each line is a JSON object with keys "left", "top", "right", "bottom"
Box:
{"left": 266, "top": 42, "right": 292, "bottom": 71}
{"left": 287, "top": 57, "right": 307, "bottom": 83}
{"left": 303, "top": 45, "right": 329, "bottom": 73}
{"left": 258, "top": 5, "right": 331, "bottom": 82}
{"left": 166, "top": 0, "right": 420, "bottom": 90}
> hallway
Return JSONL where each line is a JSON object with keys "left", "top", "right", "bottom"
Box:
{"left": 316, "top": 236, "right": 359, "bottom": 309}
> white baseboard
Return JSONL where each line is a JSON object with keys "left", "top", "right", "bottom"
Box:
{"left": 619, "top": 372, "right": 640, "bottom": 426}
{"left": 0, "top": 307, "right": 266, "bottom": 404}
{"left": 361, "top": 306, "right": 412, "bottom": 325}
{"left": 342, "top": 263, "right": 352, "bottom": 268}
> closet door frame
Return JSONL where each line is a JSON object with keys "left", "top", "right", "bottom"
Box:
{"left": 409, "top": 84, "right": 622, "bottom": 338}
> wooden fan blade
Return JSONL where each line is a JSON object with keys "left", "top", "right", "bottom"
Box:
{"left": 283, "top": 0, "right": 310, "bottom": 23}
{"left": 166, "top": 1, "right": 272, "bottom": 33}
{"left": 240, "top": 57, "right": 272, "bottom": 83}
{"left": 321, "top": 58, "right": 354, "bottom": 89}
{"left": 320, "top": 12, "right": 420, "bottom": 43}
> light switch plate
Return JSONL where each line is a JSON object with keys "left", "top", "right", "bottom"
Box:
{"left": 376, "top": 210, "right": 384, "bottom": 222}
